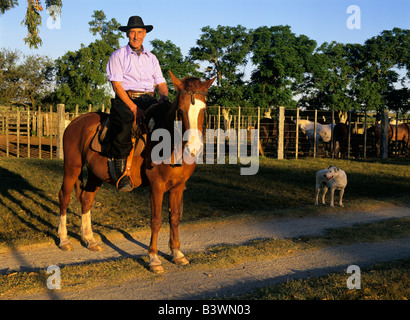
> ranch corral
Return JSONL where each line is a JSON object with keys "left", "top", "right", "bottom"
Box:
{"left": 248, "top": 107, "right": 409, "bottom": 160}
{"left": 1, "top": 105, "right": 409, "bottom": 162}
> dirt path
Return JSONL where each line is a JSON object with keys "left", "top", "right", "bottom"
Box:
{"left": 1, "top": 205, "right": 410, "bottom": 300}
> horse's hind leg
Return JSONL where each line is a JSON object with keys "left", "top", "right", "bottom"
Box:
{"left": 58, "top": 165, "right": 82, "bottom": 251}
{"left": 77, "top": 169, "right": 103, "bottom": 251}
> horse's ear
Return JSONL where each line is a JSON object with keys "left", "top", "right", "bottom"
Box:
{"left": 169, "top": 71, "right": 183, "bottom": 90}
{"left": 203, "top": 77, "right": 216, "bottom": 90}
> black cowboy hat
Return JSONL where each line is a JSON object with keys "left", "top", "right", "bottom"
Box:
{"left": 119, "top": 16, "right": 153, "bottom": 33}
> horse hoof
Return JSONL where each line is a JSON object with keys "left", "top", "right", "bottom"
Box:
{"left": 59, "top": 243, "right": 74, "bottom": 251}
{"left": 88, "top": 243, "right": 103, "bottom": 252}
{"left": 173, "top": 256, "right": 189, "bottom": 266}
{"left": 150, "top": 264, "right": 165, "bottom": 274}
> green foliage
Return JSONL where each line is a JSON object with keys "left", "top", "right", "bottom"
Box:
{"left": 0, "top": 48, "right": 53, "bottom": 108}
{"left": 0, "top": 48, "right": 21, "bottom": 105}
{"left": 352, "top": 28, "right": 410, "bottom": 111}
{"left": 0, "top": 2, "right": 408, "bottom": 113}
{"left": 300, "top": 42, "right": 357, "bottom": 111}
{"left": 0, "top": 0, "right": 63, "bottom": 49}
{"left": 250, "top": 25, "right": 316, "bottom": 108}
{"left": 150, "top": 39, "right": 200, "bottom": 100}
{"left": 88, "top": 10, "right": 123, "bottom": 48}
{"left": 189, "top": 25, "right": 252, "bottom": 107}
{"left": 0, "top": 0, "right": 18, "bottom": 13}
{"left": 51, "top": 10, "right": 123, "bottom": 111}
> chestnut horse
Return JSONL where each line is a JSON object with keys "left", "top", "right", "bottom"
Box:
{"left": 58, "top": 72, "right": 215, "bottom": 273}
{"left": 369, "top": 123, "right": 409, "bottom": 157}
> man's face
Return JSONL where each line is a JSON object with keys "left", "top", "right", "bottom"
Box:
{"left": 128, "top": 28, "right": 146, "bottom": 49}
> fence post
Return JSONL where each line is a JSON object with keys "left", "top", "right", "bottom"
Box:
{"left": 237, "top": 106, "right": 241, "bottom": 157}
{"left": 56, "top": 104, "right": 65, "bottom": 159}
{"left": 331, "top": 110, "right": 334, "bottom": 159}
{"left": 257, "top": 107, "right": 260, "bottom": 157}
{"left": 363, "top": 110, "right": 367, "bottom": 159}
{"left": 347, "top": 111, "right": 352, "bottom": 159}
{"left": 277, "top": 106, "right": 285, "bottom": 159}
{"left": 17, "top": 108, "right": 20, "bottom": 158}
{"left": 395, "top": 111, "right": 399, "bottom": 158}
{"left": 38, "top": 106, "right": 42, "bottom": 159}
{"left": 27, "top": 108, "right": 30, "bottom": 158}
{"left": 49, "top": 105, "right": 53, "bottom": 159}
{"left": 6, "top": 112, "right": 9, "bottom": 157}
{"left": 313, "top": 109, "right": 317, "bottom": 158}
{"left": 295, "top": 108, "right": 299, "bottom": 159}
{"left": 380, "top": 110, "right": 389, "bottom": 159}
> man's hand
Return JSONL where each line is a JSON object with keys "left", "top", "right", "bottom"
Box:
{"left": 112, "top": 81, "right": 145, "bottom": 124}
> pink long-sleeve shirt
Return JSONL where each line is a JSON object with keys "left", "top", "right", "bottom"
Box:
{"left": 106, "top": 44, "right": 166, "bottom": 92}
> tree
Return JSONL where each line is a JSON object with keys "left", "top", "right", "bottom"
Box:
{"left": 250, "top": 25, "right": 316, "bottom": 108}
{"left": 189, "top": 25, "right": 252, "bottom": 107}
{"left": 384, "top": 87, "right": 410, "bottom": 113}
{"left": 150, "top": 39, "right": 200, "bottom": 100}
{"left": 299, "top": 42, "right": 357, "bottom": 111}
{"left": 0, "top": 0, "right": 63, "bottom": 49}
{"left": 88, "top": 9, "right": 123, "bottom": 48}
{"left": 350, "top": 28, "right": 410, "bottom": 112}
{"left": 0, "top": 48, "right": 21, "bottom": 105}
{"left": 0, "top": 48, "right": 53, "bottom": 108}
{"left": 18, "top": 53, "right": 54, "bottom": 108}
{"left": 51, "top": 10, "right": 123, "bottom": 110}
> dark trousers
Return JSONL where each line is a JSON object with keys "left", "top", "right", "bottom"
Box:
{"left": 109, "top": 95, "right": 157, "bottom": 159}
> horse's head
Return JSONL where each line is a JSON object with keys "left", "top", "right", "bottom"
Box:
{"left": 169, "top": 71, "right": 215, "bottom": 158}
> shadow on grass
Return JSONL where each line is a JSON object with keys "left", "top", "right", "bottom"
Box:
{"left": 0, "top": 166, "right": 63, "bottom": 299}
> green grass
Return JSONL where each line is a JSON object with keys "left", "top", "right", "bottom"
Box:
{"left": 0, "top": 157, "right": 409, "bottom": 248}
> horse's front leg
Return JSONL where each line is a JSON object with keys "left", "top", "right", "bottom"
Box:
{"left": 169, "top": 184, "right": 189, "bottom": 266}
{"left": 149, "top": 184, "right": 165, "bottom": 273}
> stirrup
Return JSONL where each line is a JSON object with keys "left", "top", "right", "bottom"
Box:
{"left": 116, "top": 174, "right": 133, "bottom": 192}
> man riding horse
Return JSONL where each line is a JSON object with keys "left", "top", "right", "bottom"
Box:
{"left": 106, "top": 16, "right": 169, "bottom": 191}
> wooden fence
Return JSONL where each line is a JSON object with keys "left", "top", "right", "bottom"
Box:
{"left": 0, "top": 104, "right": 91, "bottom": 159}
{"left": 0, "top": 104, "right": 408, "bottom": 160}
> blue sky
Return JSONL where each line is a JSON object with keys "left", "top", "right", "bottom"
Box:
{"left": 0, "top": 0, "right": 409, "bottom": 60}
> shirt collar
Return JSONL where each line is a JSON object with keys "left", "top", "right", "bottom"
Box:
{"left": 126, "top": 44, "right": 148, "bottom": 56}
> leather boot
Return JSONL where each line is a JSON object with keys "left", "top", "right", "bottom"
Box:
{"left": 113, "top": 158, "right": 132, "bottom": 192}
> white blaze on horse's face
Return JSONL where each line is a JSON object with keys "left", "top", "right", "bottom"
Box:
{"left": 185, "top": 98, "right": 206, "bottom": 158}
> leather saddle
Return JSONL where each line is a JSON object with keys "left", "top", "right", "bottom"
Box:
{"left": 90, "top": 117, "right": 147, "bottom": 158}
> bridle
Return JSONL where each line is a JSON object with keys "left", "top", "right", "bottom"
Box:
{"left": 169, "top": 90, "right": 208, "bottom": 168}
{"left": 178, "top": 90, "right": 208, "bottom": 105}
{"left": 174, "top": 90, "right": 209, "bottom": 122}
